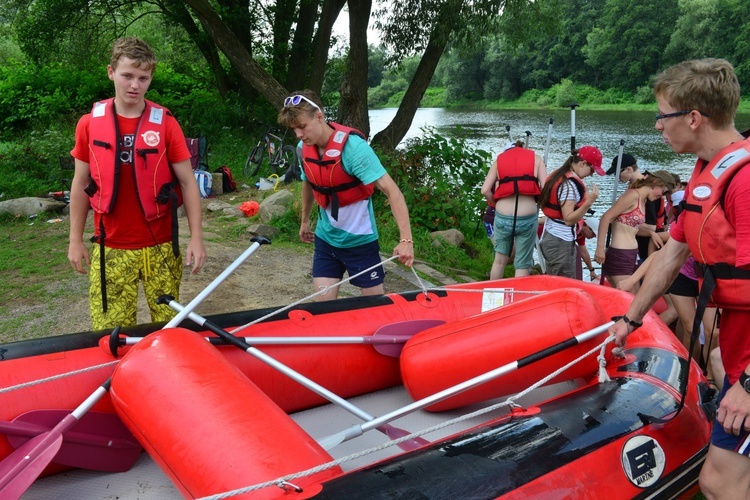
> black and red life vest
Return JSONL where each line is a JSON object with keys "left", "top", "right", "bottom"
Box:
{"left": 493, "top": 147, "right": 541, "bottom": 200}
{"left": 682, "top": 137, "right": 750, "bottom": 310}
{"left": 86, "top": 98, "right": 181, "bottom": 220}
{"left": 301, "top": 123, "right": 375, "bottom": 220}
{"left": 541, "top": 172, "right": 586, "bottom": 221}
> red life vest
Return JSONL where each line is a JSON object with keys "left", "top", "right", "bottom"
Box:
{"left": 493, "top": 147, "right": 541, "bottom": 200}
{"left": 541, "top": 172, "right": 586, "bottom": 221}
{"left": 301, "top": 123, "right": 376, "bottom": 220}
{"left": 682, "top": 138, "right": 750, "bottom": 310}
{"left": 86, "top": 98, "right": 181, "bottom": 221}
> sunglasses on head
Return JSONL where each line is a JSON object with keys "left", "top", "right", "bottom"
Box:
{"left": 284, "top": 95, "right": 321, "bottom": 112}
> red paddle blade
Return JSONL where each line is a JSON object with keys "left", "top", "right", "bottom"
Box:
{"left": 371, "top": 319, "right": 445, "bottom": 357}
{"left": 0, "top": 431, "right": 63, "bottom": 499}
{"left": 2, "top": 410, "right": 141, "bottom": 473}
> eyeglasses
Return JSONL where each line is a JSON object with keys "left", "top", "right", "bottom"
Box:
{"left": 655, "top": 110, "right": 712, "bottom": 121}
{"left": 284, "top": 95, "right": 321, "bottom": 112}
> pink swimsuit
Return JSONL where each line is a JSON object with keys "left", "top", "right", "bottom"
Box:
{"left": 615, "top": 195, "right": 645, "bottom": 229}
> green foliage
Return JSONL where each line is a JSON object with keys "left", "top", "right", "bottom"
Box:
{"left": 554, "top": 79, "right": 577, "bottom": 107}
{"left": 0, "top": 127, "right": 75, "bottom": 199}
{"left": 379, "top": 128, "right": 491, "bottom": 232}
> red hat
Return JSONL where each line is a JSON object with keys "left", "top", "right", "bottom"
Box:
{"left": 578, "top": 146, "right": 605, "bottom": 176}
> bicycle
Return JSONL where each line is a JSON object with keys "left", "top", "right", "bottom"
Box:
{"left": 245, "top": 127, "right": 299, "bottom": 179}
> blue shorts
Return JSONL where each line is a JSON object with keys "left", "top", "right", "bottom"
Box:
{"left": 312, "top": 236, "right": 385, "bottom": 289}
{"left": 493, "top": 213, "right": 538, "bottom": 270}
{"left": 710, "top": 376, "right": 750, "bottom": 456}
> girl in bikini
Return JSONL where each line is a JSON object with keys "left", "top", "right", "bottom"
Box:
{"left": 594, "top": 176, "right": 667, "bottom": 291}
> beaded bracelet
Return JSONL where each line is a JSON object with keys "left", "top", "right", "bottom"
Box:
{"left": 400, "top": 239, "right": 413, "bottom": 243}
{"left": 612, "top": 314, "right": 643, "bottom": 331}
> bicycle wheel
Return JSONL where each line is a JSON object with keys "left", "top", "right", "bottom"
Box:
{"left": 245, "top": 143, "right": 264, "bottom": 177}
{"left": 273, "top": 145, "right": 299, "bottom": 179}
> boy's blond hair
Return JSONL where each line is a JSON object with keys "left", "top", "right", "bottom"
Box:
{"left": 110, "top": 37, "right": 157, "bottom": 74}
{"left": 653, "top": 58, "right": 740, "bottom": 129}
{"left": 277, "top": 90, "right": 323, "bottom": 129}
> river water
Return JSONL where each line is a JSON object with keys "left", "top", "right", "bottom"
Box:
{"left": 370, "top": 107, "right": 750, "bottom": 271}
{"left": 370, "top": 107, "right": 750, "bottom": 215}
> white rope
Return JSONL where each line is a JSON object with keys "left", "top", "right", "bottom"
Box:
{"left": 228, "top": 255, "right": 400, "bottom": 335}
{"left": 198, "top": 334, "right": 616, "bottom": 499}
{"left": 0, "top": 360, "right": 119, "bottom": 394}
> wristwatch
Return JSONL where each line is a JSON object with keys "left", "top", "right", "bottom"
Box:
{"left": 739, "top": 372, "right": 750, "bottom": 393}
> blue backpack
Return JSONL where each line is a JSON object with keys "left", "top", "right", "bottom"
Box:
{"left": 194, "top": 169, "right": 212, "bottom": 198}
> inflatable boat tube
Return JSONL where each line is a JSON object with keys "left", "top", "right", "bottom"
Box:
{"left": 110, "top": 328, "right": 339, "bottom": 499}
{"left": 400, "top": 288, "right": 608, "bottom": 411}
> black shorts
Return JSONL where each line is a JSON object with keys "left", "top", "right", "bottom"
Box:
{"left": 667, "top": 272, "right": 699, "bottom": 297}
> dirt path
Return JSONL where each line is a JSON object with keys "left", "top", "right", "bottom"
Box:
{"left": 26, "top": 213, "right": 425, "bottom": 337}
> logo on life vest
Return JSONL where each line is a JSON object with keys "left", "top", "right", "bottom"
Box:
{"left": 326, "top": 149, "right": 342, "bottom": 158}
{"left": 621, "top": 435, "right": 665, "bottom": 488}
{"left": 141, "top": 131, "right": 161, "bottom": 147}
{"left": 691, "top": 184, "right": 712, "bottom": 200}
{"left": 333, "top": 131, "right": 347, "bottom": 144}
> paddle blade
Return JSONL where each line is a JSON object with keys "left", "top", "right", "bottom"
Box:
{"left": 378, "top": 424, "right": 430, "bottom": 451}
{"left": 372, "top": 319, "right": 445, "bottom": 357}
{"left": 0, "top": 432, "right": 63, "bottom": 499}
{"left": 4, "top": 410, "right": 141, "bottom": 473}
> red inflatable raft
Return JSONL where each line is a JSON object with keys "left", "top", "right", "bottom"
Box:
{"left": 0, "top": 276, "right": 714, "bottom": 499}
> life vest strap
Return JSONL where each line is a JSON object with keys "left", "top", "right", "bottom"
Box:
{"left": 310, "top": 178, "right": 363, "bottom": 221}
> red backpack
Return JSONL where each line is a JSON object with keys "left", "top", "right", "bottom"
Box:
{"left": 214, "top": 165, "right": 237, "bottom": 193}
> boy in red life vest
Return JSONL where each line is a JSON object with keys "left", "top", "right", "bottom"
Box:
{"left": 481, "top": 140, "right": 547, "bottom": 279}
{"left": 609, "top": 58, "right": 750, "bottom": 498}
{"left": 67, "top": 37, "right": 206, "bottom": 330}
{"left": 276, "top": 90, "right": 414, "bottom": 301}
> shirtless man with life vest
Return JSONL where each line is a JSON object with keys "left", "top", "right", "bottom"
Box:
{"left": 481, "top": 140, "right": 547, "bottom": 279}
{"left": 610, "top": 58, "right": 750, "bottom": 499}
{"left": 276, "top": 90, "right": 414, "bottom": 301}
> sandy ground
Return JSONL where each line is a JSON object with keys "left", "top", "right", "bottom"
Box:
{"left": 15, "top": 212, "right": 425, "bottom": 337}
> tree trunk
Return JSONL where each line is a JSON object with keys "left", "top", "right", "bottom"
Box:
{"left": 309, "top": 0, "right": 347, "bottom": 94}
{"left": 370, "top": 37, "right": 447, "bottom": 150}
{"left": 184, "top": 0, "right": 289, "bottom": 108}
{"left": 338, "top": 0, "right": 372, "bottom": 135}
{"left": 287, "top": 0, "right": 320, "bottom": 90}
{"left": 164, "top": 0, "right": 232, "bottom": 97}
{"left": 371, "top": 1, "right": 462, "bottom": 150}
{"left": 272, "top": 0, "right": 297, "bottom": 81}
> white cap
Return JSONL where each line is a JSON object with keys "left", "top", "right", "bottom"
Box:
{"left": 584, "top": 218, "right": 599, "bottom": 236}
{"left": 502, "top": 141, "right": 515, "bottom": 152}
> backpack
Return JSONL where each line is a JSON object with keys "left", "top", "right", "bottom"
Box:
{"left": 215, "top": 165, "right": 237, "bottom": 193}
{"left": 194, "top": 169, "right": 212, "bottom": 198}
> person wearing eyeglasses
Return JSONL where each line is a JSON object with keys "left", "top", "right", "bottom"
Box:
{"left": 609, "top": 58, "right": 750, "bottom": 499}
{"left": 539, "top": 146, "right": 604, "bottom": 278}
{"left": 277, "top": 90, "right": 414, "bottom": 301}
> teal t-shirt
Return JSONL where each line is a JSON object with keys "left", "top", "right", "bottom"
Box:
{"left": 300, "top": 134, "right": 386, "bottom": 248}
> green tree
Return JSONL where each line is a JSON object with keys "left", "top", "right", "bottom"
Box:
{"left": 664, "top": 0, "right": 749, "bottom": 89}
{"left": 582, "top": 0, "right": 679, "bottom": 91}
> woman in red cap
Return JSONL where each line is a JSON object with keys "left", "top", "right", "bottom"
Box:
{"left": 539, "top": 146, "right": 604, "bottom": 278}
{"left": 594, "top": 175, "right": 668, "bottom": 290}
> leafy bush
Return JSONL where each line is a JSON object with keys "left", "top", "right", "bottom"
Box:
{"left": 0, "top": 126, "right": 74, "bottom": 199}
{"left": 554, "top": 79, "right": 578, "bottom": 107}
{"left": 635, "top": 85, "right": 656, "bottom": 105}
{"left": 379, "top": 128, "right": 491, "bottom": 232}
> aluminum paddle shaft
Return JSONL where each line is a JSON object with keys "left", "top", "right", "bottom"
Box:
{"left": 321, "top": 321, "right": 614, "bottom": 449}
{"left": 163, "top": 299, "right": 430, "bottom": 451}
